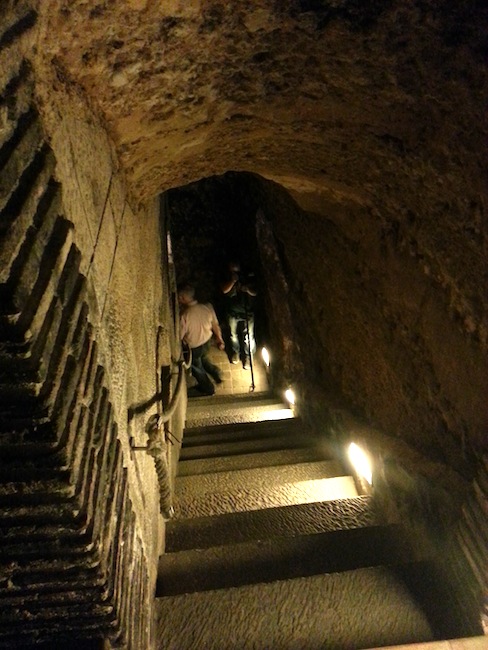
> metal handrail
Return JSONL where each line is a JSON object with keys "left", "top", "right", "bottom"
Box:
{"left": 158, "top": 345, "right": 191, "bottom": 423}
{"left": 127, "top": 344, "right": 191, "bottom": 422}
{"left": 131, "top": 344, "right": 191, "bottom": 520}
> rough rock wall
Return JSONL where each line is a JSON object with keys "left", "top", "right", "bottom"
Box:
{"left": 0, "top": 3, "right": 177, "bottom": 647}
{"left": 35, "top": 0, "right": 487, "bottom": 204}
{"left": 257, "top": 181, "right": 487, "bottom": 474}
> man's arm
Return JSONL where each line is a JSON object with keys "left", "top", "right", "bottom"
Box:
{"left": 221, "top": 270, "right": 239, "bottom": 294}
{"left": 212, "top": 319, "right": 225, "bottom": 350}
{"left": 208, "top": 306, "right": 225, "bottom": 350}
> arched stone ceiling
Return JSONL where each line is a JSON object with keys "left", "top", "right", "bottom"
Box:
{"left": 37, "top": 0, "right": 486, "bottom": 207}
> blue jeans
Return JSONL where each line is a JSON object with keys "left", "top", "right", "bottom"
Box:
{"left": 189, "top": 341, "right": 219, "bottom": 397}
{"left": 228, "top": 313, "right": 255, "bottom": 358}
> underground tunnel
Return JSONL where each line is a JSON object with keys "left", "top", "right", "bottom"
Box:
{"left": 0, "top": 1, "right": 487, "bottom": 648}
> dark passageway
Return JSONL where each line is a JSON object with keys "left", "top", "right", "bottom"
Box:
{"left": 167, "top": 174, "right": 269, "bottom": 368}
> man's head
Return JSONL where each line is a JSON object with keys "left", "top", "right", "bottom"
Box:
{"left": 228, "top": 261, "right": 241, "bottom": 274}
{"left": 178, "top": 284, "right": 195, "bottom": 306}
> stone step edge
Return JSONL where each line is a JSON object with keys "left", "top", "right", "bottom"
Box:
{"left": 185, "top": 390, "right": 278, "bottom": 408}
{"left": 179, "top": 436, "right": 318, "bottom": 461}
{"left": 174, "top": 458, "right": 344, "bottom": 496}
{"left": 173, "top": 475, "right": 359, "bottom": 521}
{"left": 156, "top": 524, "right": 423, "bottom": 597}
{"left": 182, "top": 415, "right": 305, "bottom": 439}
{"left": 176, "top": 446, "right": 334, "bottom": 477}
{"left": 166, "top": 495, "right": 377, "bottom": 552}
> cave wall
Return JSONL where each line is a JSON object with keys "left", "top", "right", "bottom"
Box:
{"left": 0, "top": 3, "right": 180, "bottom": 647}
{"left": 257, "top": 181, "right": 487, "bottom": 475}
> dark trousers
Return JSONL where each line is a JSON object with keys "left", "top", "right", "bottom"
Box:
{"left": 188, "top": 341, "right": 220, "bottom": 397}
{"left": 228, "top": 313, "right": 255, "bottom": 358}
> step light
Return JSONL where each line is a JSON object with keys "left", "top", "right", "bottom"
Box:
{"left": 261, "top": 346, "right": 270, "bottom": 367}
{"left": 347, "top": 442, "right": 373, "bottom": 486}
{"left": 284, "top": 387, "right": 296, "bottom": 406}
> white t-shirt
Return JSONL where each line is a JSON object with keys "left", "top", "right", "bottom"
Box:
{"left": 180, "top": 301, "right": 218, "bottom": 349}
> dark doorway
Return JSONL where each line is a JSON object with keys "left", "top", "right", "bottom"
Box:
{"left": 166, "top": 171, "right": 268, "bottom": 351}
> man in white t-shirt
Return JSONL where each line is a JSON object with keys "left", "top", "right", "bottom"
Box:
{"left": 178, "top": 284, "right": 225, "bottom": 397}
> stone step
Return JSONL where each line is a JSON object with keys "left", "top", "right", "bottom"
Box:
{"left": 0, "top": 62, "right": 34, "bottom": 147}
{"left": 0, "top": 109, "right": 45, "bottom": 214}
{"left": 175, "top": 475, "right": 359, "bottom": 519}
{"left": 185, "top": 392, "right": 291, "bottom": 429}
{"left": 183, "top": 426, "right": 304, "bottom": 448}
{"left": 179, "top": 419, "right": 320, "bottom": 460}
{"left": 157, "top": 524, "right": 419, "bottom": 597}
{"left": 0, "top": 272, "right": 86, "bottom": 416}
{"left": 175, "top": 458, "right": 344, "bottom": 501}
{"left": 155, "top": 565, "right": 435, "bottom": 649}
{"left": 0, "top": 217, "right": 74, "bottom": 348}
{"left": 182, "top": 414, "right": 305, "bottom": 443}
{"left": 0, "top": 337, "right": 95, "bottom": 459}
{"left": 166, "top": 495, "right": 378, "bottom": 552}
{"left": 177, "top": 445, "right": 333, "bottom": 476}
{"left": 0, "top": 180, "right": 62, "bottom": 317}
{"left": 179, "top": 433, "right": 317, "bottom": 461}
{"left": 186, "top": 390, "right": 279, "bottom": 410}
{"left": 0, "top": 154, "right": 57, "bottom": 287}
{"left": 0, "top": 435, "right": 124, "bottom": 587}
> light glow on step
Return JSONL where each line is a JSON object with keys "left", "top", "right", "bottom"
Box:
{"left": 261, "top": 407, "right": 294, "bottom": 421}
{"left": 261, "top": 347, "right": 270, "bottom": 367}
{"left": 288, "top": 476, "right": 359, "bottom": 503}
{"left": 348, "top": 443, "right": 373, "bottom": 485}
{"left": 284, "top": 387, "right": 296, "bottom": 406}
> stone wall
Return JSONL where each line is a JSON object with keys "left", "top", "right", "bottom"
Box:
{"left": 0, "top": 3, "right": 180, "bottom": 647}
{"left": 257, "top": 182, "right": 487, "bottom": 476}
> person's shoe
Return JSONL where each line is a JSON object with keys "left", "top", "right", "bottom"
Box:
{"left": 243, "top": 356, "right": 250, "bottom": 370}
{"left": 230, "top": 353, "right": 239, "bottom": 364}
{"left": 214, "top": 374, "right": 223, "bottom": 384}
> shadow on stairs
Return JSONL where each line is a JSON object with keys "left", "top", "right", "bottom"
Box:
{"left": 154, "top": 391, "right": 482, "bottom": 650}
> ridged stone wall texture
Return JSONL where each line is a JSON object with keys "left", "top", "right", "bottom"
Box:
{"left": 0, "top": 2, "right": 181, "bottom": 647}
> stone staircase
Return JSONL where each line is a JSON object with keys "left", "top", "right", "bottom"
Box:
{"left": 154, "top": 391, "right": 474, "bottom": 649}
{"left": 0, "top": 7, "right": 153, "bottom": 645}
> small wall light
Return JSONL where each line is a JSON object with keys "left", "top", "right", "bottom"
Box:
{"left": 284, "top": 387, "right": 296, "bottom": 406}
{"left": 347, "top": 442, "right": 373, "bottom": 486}
{"left": 261, "top": 347, "right": 270, "bottom": 367}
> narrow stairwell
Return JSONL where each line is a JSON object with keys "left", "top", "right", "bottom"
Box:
{"left": 154, "top": 391, "right": 472, "bottom": 649}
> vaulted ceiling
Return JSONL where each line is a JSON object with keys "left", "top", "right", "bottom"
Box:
{"left": 37, "top": 0, "right": 486, "bottom": 210}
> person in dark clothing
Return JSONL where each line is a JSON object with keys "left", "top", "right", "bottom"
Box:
{"left": 220, "top": 261, "right": 257, "bottom": 369}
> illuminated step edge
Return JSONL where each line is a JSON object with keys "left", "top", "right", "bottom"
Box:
{"left": 174, "top": 476, "right": 358, "bottom": 519}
